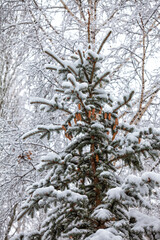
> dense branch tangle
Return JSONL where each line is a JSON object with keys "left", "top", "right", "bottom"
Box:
{"left": 110, "top": 10, "right": 160, "bottom": 127}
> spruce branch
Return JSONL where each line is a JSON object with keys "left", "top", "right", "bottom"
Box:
{"left": 23, "top": 125, "right": 63, "bottom": 140}
{"left": 77, "top": 49, "right": 90, "bottom": 82}
{"left": 44, "top": 49, "right": 65, "bottom": 68}
{"left": 30, "top": 98, "right": 72, "bottom": 114}
{"left": 83, "top": 66, "right": 90, "bottom": 82}
{"left": 67, "top": 65, "right": 77, "bottom": 76}
{"left": 109, "top": 146, "right": 159, "bottom": 164}
{"left": 113, "top": 91, "right": 134, "bottom": 113}
{"left": 78, "top": 49, "right": 84, "bottom": 64}
{"left": 22, "top": 129, "right": 45, "bottom": 140}
{"left": 30, "top": 98, "right": 54, "bottom": 107}
{"left": 76, "top": 93, "right": 91, "bottom": 123}
{"left": 92, "top": 71, "right": 110, "bottom": 90}
{"left": 45, "top": 64, "right": 57, "bottom": 71}
{"left": 90, "top": 61, "right": 96, "bottom": 83}
{"left": 55, "top": 89, "right": 64, "bottom": 93}
{"left": 151, "top": 157, "right": 160, "bottom": 171}
{"left": 97, "top": 31, "right": 112, "bottom": 54}
{"left": 67, "top": 76, "right": 75, "bottom": 87}
{"left": 66, "top": 76, "right": 90, "bottom": 122}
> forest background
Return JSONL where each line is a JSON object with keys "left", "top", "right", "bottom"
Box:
{"left": 0, "top": 0, "right": 160, "bottom": 239}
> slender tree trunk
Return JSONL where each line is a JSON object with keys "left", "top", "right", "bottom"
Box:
{"left": 4, "top": 203, "right": 18, "bottom": 240}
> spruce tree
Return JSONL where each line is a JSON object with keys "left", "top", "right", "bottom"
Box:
{"left": 13, "top": 36, "right": 160, "bottom": 240}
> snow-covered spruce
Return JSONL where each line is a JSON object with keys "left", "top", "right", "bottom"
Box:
{"left": 13, "top": 43, "right": 160, "bottom": 240}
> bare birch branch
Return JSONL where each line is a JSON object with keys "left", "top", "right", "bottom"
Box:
{"left": 60, "top": 0, "right": 85, "bottom": 26}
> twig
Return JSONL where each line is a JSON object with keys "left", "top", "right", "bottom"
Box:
{"left": 60, "top": 0, "right": 85, "bottom": 26}
{"left": 4, "top": 203, "right": 18, "bottom": 240}
{"left": 88, "top": 9, "right": 91, "bottom": 46}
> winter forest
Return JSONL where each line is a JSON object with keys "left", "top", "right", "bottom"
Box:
{"left": 0, "top": 0, "right": 160, "bottom": 240}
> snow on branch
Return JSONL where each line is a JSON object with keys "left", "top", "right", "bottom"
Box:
{"left": 30, "top": 97, "right": 72, "bottom": 114}
{"left": 92, "top": 71, "right": 110, "bottom": 90}
{"left": 45, "top": 64, "right": 57, "bottom": 71}
{"left": 129, "top": 209, "right": 160, "bottom": 236}
{"left": 113, "top": 91, "right": 134, "bottom": 112}
{"left": 18, "top": 187, "right": 88, "bottom": 220}
{"left": 33, "top": 187, "right": 88, "bottom": 203}
{"left": 86, "top": 228, "right": 122, "bottom": 240}
{"left": 22, "top": 125, "right": 62, "bottom": 140}
{"left": 44, "top": 48, "right": 65, "bottom": 67}
{"left": 30, "top": 97, "right": 55, "bottom": 107}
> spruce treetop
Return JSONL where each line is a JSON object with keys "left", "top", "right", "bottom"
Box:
{"left": 14, "top": 36, "right": 160, "bottom": 240}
